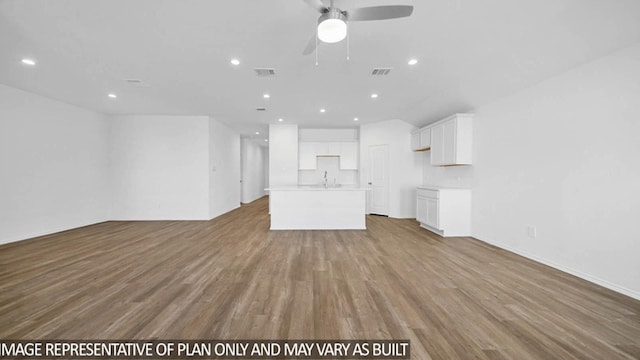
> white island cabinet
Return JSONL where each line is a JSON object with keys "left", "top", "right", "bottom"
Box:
{"left": 267, "top": 186, "right": 368, "bottom": 230}
{"left": 417, "top": 186, "right": 471, "bottom": 237}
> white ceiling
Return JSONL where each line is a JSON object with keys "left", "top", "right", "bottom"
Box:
{"left": 2, "top": 0, "right": 640, "bottom": 141}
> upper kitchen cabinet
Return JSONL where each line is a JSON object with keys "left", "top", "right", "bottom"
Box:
{"left": 431, "top": 114, "right": 473, "bottom": 166}
{"left": 413, "top": 113, "right": 473, "bottom": 166}
{"left": 315, "top": 142, "right": 341, "bottom": 156}
{"left": 411, "top": 128, "right": 431, "bottom": 151}
{"left": 298, "top": 141, "right": 359, "bottom": 170}
{"left": 299, "top": 142, "right": 317, "bottom": 170}
{"left": 339, "top": 142, "right": 358, "bottom": 170}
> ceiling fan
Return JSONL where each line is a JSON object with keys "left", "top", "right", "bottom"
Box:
{"left": 302, "top": 0, "right": 414, "bottom": 55}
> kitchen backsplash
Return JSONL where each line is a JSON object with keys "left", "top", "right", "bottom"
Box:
{"left": 422, "top": 153, "right": 474, "bottom": 188}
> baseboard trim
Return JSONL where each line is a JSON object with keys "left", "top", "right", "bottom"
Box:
{"left": 0, "top": 219, "right": 108, "bottom": 246}
{"left": 241, "top": 195, "right": 268, "bottom": 205}
{"left": 473, "top": 236, "right": 640, "bottom": 301}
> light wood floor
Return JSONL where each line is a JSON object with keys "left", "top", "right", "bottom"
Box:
{"left": 1, "top": 197, "right": 639, "bottom": 359}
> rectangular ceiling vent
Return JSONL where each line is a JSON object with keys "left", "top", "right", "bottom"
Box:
{"left": 371, "top": 68, "right": 392, "bottom": 76}
{"left": 254, "top": 68, "right": 276, "bottom": 77}
{"left": 124, "top": 78, "right": 150, "bottom": 87}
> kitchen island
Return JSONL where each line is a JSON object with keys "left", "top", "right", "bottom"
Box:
{"left": 265, "top": 186, "right": 368, "bottom": 230}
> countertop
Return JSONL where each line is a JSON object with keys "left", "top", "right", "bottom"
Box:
{"left": 266, "top": 185, "right": 369, "bottom": 191}
{"left": 418, "top": 184, "right": 471, "bottom": 190}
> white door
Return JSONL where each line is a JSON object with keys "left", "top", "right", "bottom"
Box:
{"left": 368, "top": 145, "right": 389, "bottom": 216}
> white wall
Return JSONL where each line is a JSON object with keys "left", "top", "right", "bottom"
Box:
{"left": 360, "top": 119, "right": 423, "bottom": 218}
{"left": 424, "top": 42, "right": 640, "bottom": 299}
{"left": 1, "top": 87, "right": 243, "bottom": 243}
{"left": 269, "top": 124, "right": 298, "bottom": 186}
{"left": 209, "top": 118, "right": 241, "bottom": 218}
{"left": 299, "top": 128, "right": 358, "bottom": 142}
{"left": 263, "top": 147, "right": 269, "bottom": 189}
{"left": 241, "top": 138, "right": 267, "bottom": 204}
{"left": 109, "top": 115, "right": 210, "bottom": 220}
{"left": 0, "top": 84, "right": 109, "bottom": 244}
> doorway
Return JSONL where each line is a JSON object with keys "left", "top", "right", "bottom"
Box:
{"left": 368, "top": 144, "right": 389, "bottom": 216}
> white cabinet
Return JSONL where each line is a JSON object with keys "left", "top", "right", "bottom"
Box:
{"left": 419, "top": 128, "right": 431, "bottom": 149}
{"left": 314, "top": 142, "right": 340, "bottom": 156}
{"left": 416, "top": 187, "right": 471, "bottom": 237}
{"left": 412, "top": 113, "right": 472, "bottom": 166}
{"left": 339, "top": 142, "right": 358, "bottom": 170}
{"left": 416, "top": 196, "right": 427, "bottom": 224}
{"left": 416, "top": 188, "right": 439, "bottom": 229}
{"left": 411, "top": 128, "right": 431, "bottom": 151}
{"left": 299, "top": 142, "right": 317, "bottom": 170}
{"left": 431, "top": 123, "right": 445, "bottom": 163}
{"left": 298, "top": 141, "right": 359, "bottom": 170}
{"left": 411, "top": 132, "right": 420, "bottom": 150}
{"left": 426, "top": 197, "right": 439, "bottom": 229}
{"left": 430, "top": 114, "right": 472, "bottom": 166}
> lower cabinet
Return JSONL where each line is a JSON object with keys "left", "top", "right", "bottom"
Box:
{"left": 426, "top": 197, "right": 439, "bottom": 229}
{"left": 416, "top": 187, "right": 471, "bottom": 237}
{"left": 416, "top": 189, "right": 438, "bottom": 229}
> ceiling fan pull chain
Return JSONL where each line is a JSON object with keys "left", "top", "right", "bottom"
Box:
{"left": 346, "top": 20, "right": 350, "bottom": 60}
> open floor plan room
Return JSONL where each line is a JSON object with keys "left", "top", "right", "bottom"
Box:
{"left": 1, "top": 198, "right": 639, "bottom": 359}
{"left": 2, "top": 1, "right": 640, "bottom": 359}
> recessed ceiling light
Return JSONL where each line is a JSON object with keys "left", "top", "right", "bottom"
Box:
{"left": 320, "top": 108, "right": 326, "bottom": 113}
{"left": 371, "top": 93, "right": 378, "bottom": 99}
{"left": 107, "top": 93, "right": 117, "bottom": 99}
{"left": 353, "top": 117, "right": 359, "bottom": 121}
{"left": 408, "top": 58, "right": 418, "bottom": 65}
{"left": 278, "top": 118, "right": 284, "bottom": 122}
{"left": 230, "top": 58, "right": 240, "bottom": 66}
{"left": 263, "top": 93, "right": 270, "bottom": 99}
{"left": 21, "top": 58, "right": 36, "bottom": 66}
{"left": 255, "top": 131, "right": 260, "bottom": 135}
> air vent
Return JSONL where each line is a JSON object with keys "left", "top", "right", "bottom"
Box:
{"left": 371, "top": 68, "right": 392, "bottom": 76}
{"left": 124, "top": 78, "right": 150, "bottom": 87}
{"left": 254, "top": 68, "right": 276, "bottom": 77}
{"left": 256, "top": 108, "right": 267, "bottom": 112}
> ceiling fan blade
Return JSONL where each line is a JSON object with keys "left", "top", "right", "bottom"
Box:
{"left": 302, "top": 32, "right": 319, "bottom": 55}
{"left": 347, "top": 5, "right": 413, "bottom": 21}
{"left": 302, "top": 0, "right": 328, "bottom": 13}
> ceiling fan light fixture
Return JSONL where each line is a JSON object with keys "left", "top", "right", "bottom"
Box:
{"left": 317, "top": 9, "right": 347, "bottom": 43}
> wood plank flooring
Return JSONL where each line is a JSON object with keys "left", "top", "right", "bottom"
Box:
{"left": 1, "top": 196, "right": 639, "bottom": 359}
